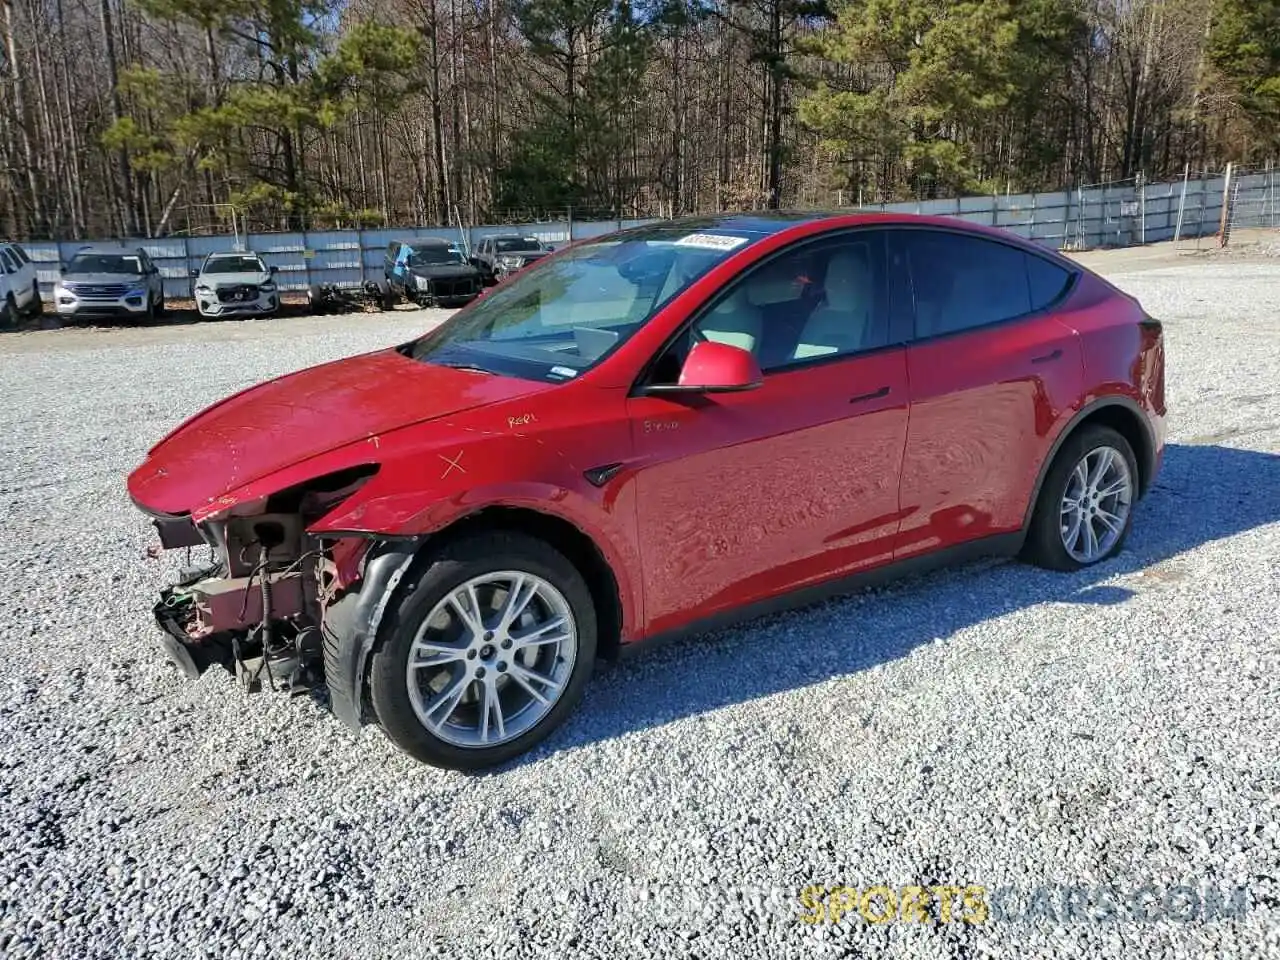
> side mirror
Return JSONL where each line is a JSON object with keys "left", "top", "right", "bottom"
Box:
{"left": 270, "top": 265, "right": 279, "bottom": 275}
{"left": 190, "top": 268, "right": 200, "bottom": 278}
{"left": 646, "top": 340, "right": 763, "bottom": 395}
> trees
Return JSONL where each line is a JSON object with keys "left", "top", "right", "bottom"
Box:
{"left": 0, "top": 0, "right": 1275, "bottom": 238}
{"left": 1207, "top": 0, "right": 1280, "bottom": 160}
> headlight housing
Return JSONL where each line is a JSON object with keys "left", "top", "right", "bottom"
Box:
{"left": 194, "top": 283, "right": 212, "bottom": 293}
{"left": 415, "top": 275, "right": 430, "bottom": 291}
{"left": 260, "top": 282, "right": 276, "bottom": 293}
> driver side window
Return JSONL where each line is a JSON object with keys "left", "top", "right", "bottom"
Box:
{"left": 655, "top": 232, "right": 891, "bottom": 381}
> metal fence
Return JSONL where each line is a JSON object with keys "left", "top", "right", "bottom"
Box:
{"left": 20, "top": 166, "right": 1273, "bottom": 301}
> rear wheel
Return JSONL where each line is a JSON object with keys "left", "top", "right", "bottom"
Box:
{"left": 1023, "top": 424, "right": 1138, "bottom": 571}
{"left": 1, "top": 294, "right": 15, "bottom": 328}
{"left": 369, "top": 532, "right": 597, "bottom": 770}
{"left": 25, "top": 281, "right": 41, "bottom": 318}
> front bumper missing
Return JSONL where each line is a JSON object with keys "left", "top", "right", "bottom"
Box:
{"left": 152, "top": 590, "right": 231, "bottom": 679}
{"left": 150, "top": 567, "right": 307, "bottom": 683}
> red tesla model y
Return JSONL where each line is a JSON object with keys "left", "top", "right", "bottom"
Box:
{"left": 128, "top": 213, "right": 1166, "bottom": 769}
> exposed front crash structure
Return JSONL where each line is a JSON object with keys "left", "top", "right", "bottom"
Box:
{"left": 137, "top": 467, "right": 391, "bottom": 718}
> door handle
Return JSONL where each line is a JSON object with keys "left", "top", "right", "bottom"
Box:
{"left": 1031, "top": 348, "right": 1063, "bottom": 364}
{"left": 849, "top": 386, "right": 890, "bottom": 404}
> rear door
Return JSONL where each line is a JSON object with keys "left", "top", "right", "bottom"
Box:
{"left": 627, "top": 230, "right": 912, "bottom": 635}
{"left": 893, "top": 229, "right": 1082, "bottom": 559}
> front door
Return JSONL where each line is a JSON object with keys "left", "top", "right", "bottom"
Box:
{"left": 627, "top": 230, "right": 912, "bottom": 636}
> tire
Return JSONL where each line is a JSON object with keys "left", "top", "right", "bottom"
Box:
{"left": 0, "top": 294, "right": 15, "bottom": 328}
{"left": 155, "top": 292, "right": 166, "bottom": 317}
{"left": 1022, "top": 424, "right": 1139, "bottom": 571}
{"left": 307, "top": 284, "right": 324, "bottom": 314}
{"left": 143, "top": 294, "right": 157, "bottom": 324}
{"left": 368, "top": 532, "right": 597, "bottom": 770}
{"left": 25, "top": 281, "right": 41, "bottom": 318}
{"left": 375, "top": 277, "right": 394, "bottom": 311}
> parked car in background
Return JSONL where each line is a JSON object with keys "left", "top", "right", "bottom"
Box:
{"left": 54, "top": 244, "right": 165, "bottom": 323}
{"left": 471, "top": 235, "right": 553, "bottom": 283}
{"left": 192, "top": 251, "right": 280, "bottom": 319}
{"left": 0, "top": 241, "right": 42, "bottom": 326}
{"left": 384, "top": 238, "right": 483, "bottom": 307}
{"left": 128, "top": 213, "right": 1166, "bottom": 771}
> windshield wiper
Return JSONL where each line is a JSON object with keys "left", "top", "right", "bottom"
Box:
{"left": 435, "top": 360, "right": 495, "bottom": 375}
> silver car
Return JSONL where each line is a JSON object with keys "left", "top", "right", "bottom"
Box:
{"left": 192, "top": 252, "right": 280, "bottom": 319}
{"left": 54, "top": 245, "right": 165, "bottom": 322}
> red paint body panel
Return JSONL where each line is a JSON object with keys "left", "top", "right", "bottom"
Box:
{"left": 128, "top": 348, "right": 554, "bottom": 517}
{"left": 896, "top": 315, "right": 1083, "bottom": 558}
{"left": 128, "top": 212, "right": 1166, "bottom": 653}
{"left": 626, "top": 349, "right": 908, "bottom": 633}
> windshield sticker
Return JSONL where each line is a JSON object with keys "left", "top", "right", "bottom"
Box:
{"left": 549, "top": 366, "right": 579, "bottom": 379}
{"left": 673, "top": 233, "right": 749, "bottom": 251}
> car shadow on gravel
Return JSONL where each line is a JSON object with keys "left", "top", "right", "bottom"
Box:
{"left": 512, "top": 442, "right": 1280, "bottom": 769}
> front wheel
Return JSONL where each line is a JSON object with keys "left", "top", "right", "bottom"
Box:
{"left": 375, "top": 277, "right": 394, "bottom": 311}
{"left": 1022, "top": 424, "right": 1138, "bottom": 571}
{"left": 368, "top": 532, "right": 597, "bottom": 770}
{"left": 26, "top": 281, "right": 41, "bottom": 318}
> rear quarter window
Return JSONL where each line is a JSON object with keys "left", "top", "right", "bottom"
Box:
{"left": 1027, "top": 254, "right": 1073, "bottom": 310}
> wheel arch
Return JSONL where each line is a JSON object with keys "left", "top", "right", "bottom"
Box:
{"left": 326, "top": 504, "right": 628, "bottom": 732}
{"left": 1022, "top": 395, "right": 1156, "bottom": 531}
{"left": 419, "top": 505, "right": 625, "bottom": 662}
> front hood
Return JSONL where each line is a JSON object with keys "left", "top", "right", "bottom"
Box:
{"left": 411, "top": 264, "right": 480, "bottom": 279}
{"left": 60, "top": 272, "right": 145, "bottom": 285}
{"left": 199, "top": 272, "right": 270, "bottom": 286}
{"left": 128, "top": 347, "right": 549, "bottom": 517}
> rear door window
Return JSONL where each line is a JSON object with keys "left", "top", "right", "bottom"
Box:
{"left": 899, "top": 231, "right": 1075, "bottom": 339}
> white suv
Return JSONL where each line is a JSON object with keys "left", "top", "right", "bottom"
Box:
{"left": 191, "top": 252, "right": 280, "bottom": 319}
{"left": 52, "top": 245, "right": 166, "bottom": 323}
{"left": 0, "top": 241, "right": 42, "bottom": 326}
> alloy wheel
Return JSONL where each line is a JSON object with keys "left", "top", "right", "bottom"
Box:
{"left": 1059, "top": 445, "right": 1134, "bottom": 563}
{"left": 404, "top": 571, "right": 578, "bottom": 748}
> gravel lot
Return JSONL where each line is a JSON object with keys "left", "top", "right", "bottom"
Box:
{"left": 0, "top": 244, "right": 1277, "bottom": 959}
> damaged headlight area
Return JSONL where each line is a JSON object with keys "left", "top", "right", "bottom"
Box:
{"left": 143, "top": 465, "right": 379, "bottom": 695}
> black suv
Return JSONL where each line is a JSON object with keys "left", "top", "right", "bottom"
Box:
{"left": 383, "top": 239, "right": 482, "bottom": 307}
{"left": 471, "top": 235, "right": 553, "bottom": 283}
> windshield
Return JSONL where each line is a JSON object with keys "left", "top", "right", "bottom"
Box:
{"left": 409, "top": 245, "right": 466, "bottom": 267}
{"left": 409, "top": 226, "right": 755, "bottom": 381}
{"left": 496, "top": 238, "right": 543, "bottom": 253}
{"left": 204, "top": 255, "right": 266, "bottom": 274}
{"left": 68, "top": 253, "right": 143, "bottom": 274}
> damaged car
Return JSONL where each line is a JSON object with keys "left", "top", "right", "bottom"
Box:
{"left": 384, "top": 237, "right": 482, "bottom": 307}
{"left": 192, "top": 252, "right": 280, "bottom": 319}
{"left": 471, "top": 234, "right": 553, "bottom": 283}
{"left": 128, "top": 213, "right": 1166, "bottom": 770}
